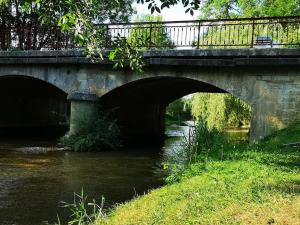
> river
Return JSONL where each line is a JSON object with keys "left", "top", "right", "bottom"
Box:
{"left": 0, "top": 124, "right": 248, "bottom": 225}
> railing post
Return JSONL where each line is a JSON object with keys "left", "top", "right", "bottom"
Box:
{"left": 197, "top": 20, "right": 201, "bottom": 49}
{"left": 0, "top": 24, "right": 4, "bottom": 50}
{"left": 7, "top": 25, "right": 11, "bottom": 50}
{"left": 251, "top": 20, "right": 255, "bottom": 48}
{"left": 27, "top": 25, "right": 32, "bottom": 50}
{"left": 149, "top": 23, "right": 153, "bottom": 48}
{"left": 55, "top": 27, "right": 60, "bottom": 50}
{"left": 105, "top": 24, "right": 109, "bottom": 48}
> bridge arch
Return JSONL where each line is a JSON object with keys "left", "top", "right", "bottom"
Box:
{"left": 0, "top": 75, "right": 69, "bottom": 136}
{"left": 100, "top": 76, "right": 227, "bottom": 104}
{"left": 100, "top": 75, "right": 254, "bottom": 104}
{"left": 0, "top": 69, "right": 75, "bottom": 94}
{"left": 99, "top": 76, "right": 251, "bottom": 144}
{"left": 0, "top": 74, "right": 67, "bottom": 93}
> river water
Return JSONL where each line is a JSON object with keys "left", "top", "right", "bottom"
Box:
{"left": 0, "top": 125, "right": 248, "bottom": 225}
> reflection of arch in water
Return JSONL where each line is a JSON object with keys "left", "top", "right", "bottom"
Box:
{"left": 0, "top": 75, "right": 69, "bottom": 136}
{"left": 99, "top": 76, "right": 248, "bottom": 144}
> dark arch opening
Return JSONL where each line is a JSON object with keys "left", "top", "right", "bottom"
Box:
{"left": 99, "top": 77, "right": 227, "bottom": 145}
{"left": 0, "top": 75, "right": 70, "bottom": 137}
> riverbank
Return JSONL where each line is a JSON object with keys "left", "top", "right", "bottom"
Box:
{"left": 96, "top": 123, "right": 300, "bottom": 225}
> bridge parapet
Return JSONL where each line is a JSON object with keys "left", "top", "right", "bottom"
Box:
{"left": 0, "top": 16, "right": 300, "bottom": 50}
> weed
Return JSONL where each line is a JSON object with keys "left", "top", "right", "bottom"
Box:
{"left": 55, "top": 189, "right": 106, "bottom": 225}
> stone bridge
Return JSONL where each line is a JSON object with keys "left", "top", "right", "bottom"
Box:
{"left": 1, "top": 48, "right": 300, "bottom": 142}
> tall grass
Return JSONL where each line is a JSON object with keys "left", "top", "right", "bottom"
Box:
{"left": 54, "top": 190, "right": 106, "bottom": 225}
{"left": 163, "top": 119, "right": 300, "bottom": 184}
{"left": 163, "top": 119, "right": 236, "bottom": 183}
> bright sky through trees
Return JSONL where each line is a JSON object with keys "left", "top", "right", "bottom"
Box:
{"left": 132, "top": 2, "right": 200, "bottom": 21}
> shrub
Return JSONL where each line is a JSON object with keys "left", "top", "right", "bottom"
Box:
{"left": 60, "top": 106, "right": 121, "bottom": 152}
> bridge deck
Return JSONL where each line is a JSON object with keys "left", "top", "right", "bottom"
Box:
{"left": 0, "top": 49, "right": 300, "bottom": 67}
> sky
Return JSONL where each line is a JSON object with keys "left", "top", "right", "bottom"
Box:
{"left": 132, "top": 2, "right": 200, "bottom": 21}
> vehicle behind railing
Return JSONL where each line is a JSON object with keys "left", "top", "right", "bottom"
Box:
{"left": 0, "top": 16, "right": 299, "bottom": 50}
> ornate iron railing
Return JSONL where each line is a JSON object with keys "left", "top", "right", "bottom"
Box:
{"left": 1, "top": 16, "right": 300, "bottom": 50}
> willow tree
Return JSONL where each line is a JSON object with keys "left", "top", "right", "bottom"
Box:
{"left": 191, "top": 93, "right": 251, "bottom": 130}
{"left": 166, "top": 98, "right": 192, "bottom": 121}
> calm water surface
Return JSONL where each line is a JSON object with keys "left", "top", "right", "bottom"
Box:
{"left": 0, "top": 125, "right": 248, "bottom": 225}
{"left": 0, "top": 126, "right": 185, "bottom": 225}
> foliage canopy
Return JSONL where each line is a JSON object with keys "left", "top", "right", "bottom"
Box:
{"left": 191, "top": 93, "right": 251, "bottom": 130}
{"left": 200, "top": 0, "right": 300, "bottom": 19}
{"left": 128, "top": 14, "right": 174, "bottom": 49}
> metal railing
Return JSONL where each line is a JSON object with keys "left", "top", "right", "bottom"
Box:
{"left": 1, "top": 16, "right": 300, "bottom": 50}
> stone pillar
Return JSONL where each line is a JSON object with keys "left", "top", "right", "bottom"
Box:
{"left": 67, "top": 92, "right": 98, "bottom": 135}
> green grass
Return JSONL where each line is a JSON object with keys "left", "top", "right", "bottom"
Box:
{"left": 96, "top": 124, "right": 300, "bottom": 225}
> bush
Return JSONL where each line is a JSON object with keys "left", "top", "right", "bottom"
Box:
{"left": 60, "top": 107, "right": 121, "bottom": 152}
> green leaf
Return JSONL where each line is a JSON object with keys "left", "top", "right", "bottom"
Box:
{"left": 151, "top": 7, "right": 155, "bottom": 14}
{"left": 108, "top": 51, "right": 117, "bottom": 61}
{"left": 161, "top": 2, "right": 169, "bottom": 9}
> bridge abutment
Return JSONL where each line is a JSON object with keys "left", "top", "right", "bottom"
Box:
{"left": 248, "top": 73, "right": 300, "bottom": 142}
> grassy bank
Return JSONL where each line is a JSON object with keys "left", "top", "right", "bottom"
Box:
{"left": 95, "top": 123, "right": 300, "bottom": 225}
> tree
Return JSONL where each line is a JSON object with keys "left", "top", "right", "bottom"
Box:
{"left": 199, "top": 0, "right": 300, "bottom": 19}
{"left": 191, "top": 93, "right": 251, "bottom": 130}
{"left": 193, "top": 0, "right": 300, "bottom": 50}
{"left": 137, "top": 0, "right": 201, "bottom": 16}
{"left": 166, "top": 98, "right": 192, "bottom": 121}
{"left": 0, "top": 0, "right": 134, "bottom": 50}
{"left": 108, "top": 14, "right": 174, "bottom": 72}
{"left": 128, "top": 14, "right": 174, "bottom": 49}
{"left": 0, "top": 0, "right": 203, "bottom": 71}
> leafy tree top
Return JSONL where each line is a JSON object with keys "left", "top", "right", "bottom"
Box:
{"left": 199, "top": 0, "right": 300, "bottom": 19}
